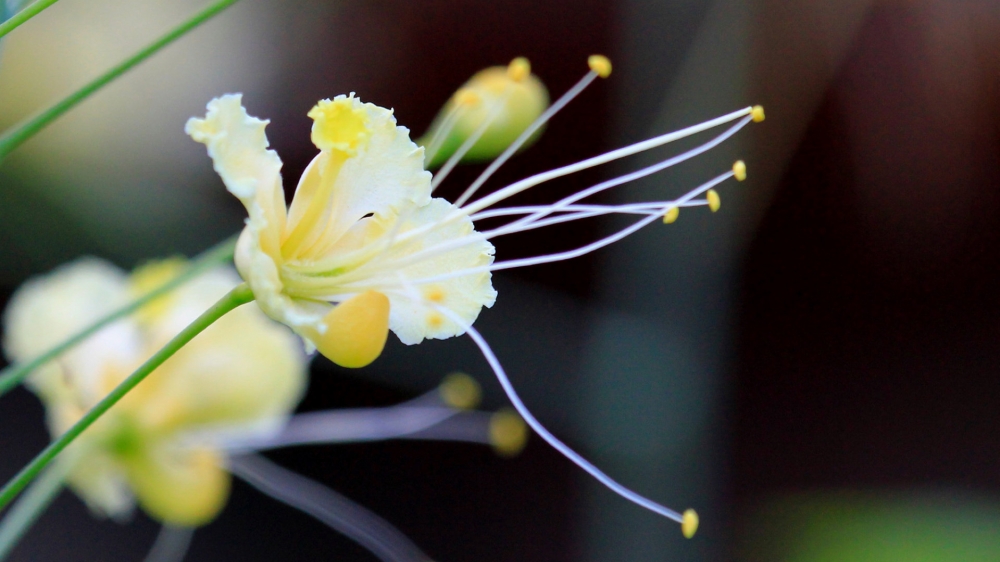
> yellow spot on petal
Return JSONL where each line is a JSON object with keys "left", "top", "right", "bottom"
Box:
{"left": 424, "top": 286, "right": 446, "bottom": 303}
{"left": 426, "top": 312, "right": 445, "bottom": 329}
{"left": 663, "top": 206, "right": 680, "bottom": 224}
{"left": 707, "top": 190, "right": 721, "bottom": 212}
{"left": 439, "top": 372, "right": 481, "bottom": 410}
{"left": 588, "top": 54, "right": 612, "bottom": 78}
{"left": 751, "top": 105, "right": 765, "bottom": 123}
{"left": 507, "top": 57, "right": 531, "bottom": 82}
{"left": 313, "top": 291, "right": 390, "bottom": 368}
{"left": 490, "top": 408, "right": 529, "bottom": 457}
{"left": 308, "top": 96, "right": 371, "bottom": 154}
{"left": 682, "top": 509, "right": 699, "bottom": 538}
{"left": 733, "top": 160, "right": 747, "bottom": 181}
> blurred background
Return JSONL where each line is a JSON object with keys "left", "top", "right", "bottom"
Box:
{"left": 2, "top": 0, "right": 1000, "bottom": 560}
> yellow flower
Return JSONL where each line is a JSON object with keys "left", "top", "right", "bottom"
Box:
{"left": 187, "top": 55, "right": 763, "bottom": 533}
{"left": 1, "top": 258, "right": 307, "bottom": 526}
{"left": 186, "top": 93, "right": 497, "bottom": 368}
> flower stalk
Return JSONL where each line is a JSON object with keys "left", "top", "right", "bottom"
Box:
{"left": 0, "top": 283, "right": 254, "bottom": 512}
{"left": 0, "top": 0, "right": 239, "bottom": 162}
{"left": 0, "top": 0, "right": 60, "bottom": 40}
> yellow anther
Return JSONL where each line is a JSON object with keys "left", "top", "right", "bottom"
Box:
{"left": 426, "top": 312, "right": 445, "bottom": 329}
{"left": 312, "top": 291, "right": 390, "bottom": 368}
{"left": 587, "top": 55, "right": 612, "bottom": 78}
{"left": 681, "top": 509, "right": 699, "bottom": 538}
{"left": 733, "top": 160, "right": 747, "bottom": 181}
{"left": 489, "top": 409, "right": 529, "bottom": 457}
{"left": 454, "top": 88, "right": 481, "bottom": 107}
{"left": 424, "top": 286, "right": 446, "bottom": 303}
{"left": 507, "top": 57, "right": 531, "bottom": 82}
{"left": 663, "top": 206, "right": 680, "bottom": 224}
{"left": 751, "top": 105, "right": 765, "bottom": 123}
{"left": 439, "top": 372, "right": 481, "bottom": 410}
{"left": 706, "top": 190, "right": 721, "bottom": 212}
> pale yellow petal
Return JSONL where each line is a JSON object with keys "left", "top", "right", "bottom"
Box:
{"left": 125, "top": 445, "right": 230, "bottom": 526}
{"left": 186, "top": 94, "right": 286, "bottom": 259}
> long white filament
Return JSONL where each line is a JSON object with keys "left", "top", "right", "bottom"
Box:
{"left": 142, "top": 526, "right": 194, "bottom": 562}
{"left": 230, "top": 455, "right": 431, "bottom": 562}
{"left": 430, "top": 87, "right": 514, "bottom": 191}
{"left": 442, "top": 312, "right": 684, "bottom": 524}
{"left": 453, "top": 70, "right": 599, "bottom": 207}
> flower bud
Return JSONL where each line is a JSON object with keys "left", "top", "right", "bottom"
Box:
{"left": 419, "top": 57, "right": 549, "bottom": 169}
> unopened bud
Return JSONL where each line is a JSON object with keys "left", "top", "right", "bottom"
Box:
{"left": 419, "top": 58, "right": 550, "bottom": 169}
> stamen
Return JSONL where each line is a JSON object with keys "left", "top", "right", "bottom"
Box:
{"left": 231, "top": 455, "right": 432, "bottom": 562}
{"left": 142, "top": 525, "right": 194, "bottom": 562}
{"left": 453, "top": 57, "right": 605, "bottom": 207}
{"left": 448, "top": 313, "right": 686, "bottom": 525}
{"left": 706, "top": 189, "right": 721, "bottom": 212}
{"left": 460, "top": 108, "right": 755, "bottom": 216}
{"left": 663, "top": 206, "right": 680, "bottom": 224}
{"left": 430, "top": 84, "right": 515, "bottom": 191}
{"left": 587, "top": 54, "right": 612, "bottom": 78}
{"left": 733, "top": 160, "right": 747, "bottom": 181}
{"left": 423, "top": 89, "right": 480, "bottom": 166}
{"left": 439, "top": 371, "right": 481, "bottom": 410}
{"left": 342, "top": 116, "right": 753, "bottom": 287}
{"left": 751, "top": 105, "right": 766, "bottom": 123}
{"left": 489, "top": 408, "right": 529, "bottom": 457}
{"left": 682, "top": 509, "right": 700, "bottom": 539}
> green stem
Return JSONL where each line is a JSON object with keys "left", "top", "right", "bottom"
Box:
{"left": 0, "top": 0, "right": 239, "bottom": 161}
{"left": 0, "top": 463, "right": 65, "bottom": 561}
{"left": 0, "top": 0, "right": 60, "bottom": 40}
{"left": 0, "top": 283, "right": 255, "bottom": 512}
{"left": 0, "top": 233, "right": 239, "bottom": 397}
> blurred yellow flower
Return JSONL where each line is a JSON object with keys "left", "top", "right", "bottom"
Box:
{"left": 1, "top": 258, "right": 306, "bottom": 526}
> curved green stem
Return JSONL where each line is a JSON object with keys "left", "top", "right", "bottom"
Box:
{"left": 0, "top": 283, "right": 255, "bottom": 512}
{"left": 0, "top": 0, "right": 60, "bottom": 40}
{"left": 0, "top": 0, "right": 240, "bottom": 161}
{"left": 0, "top": 463, "right": 65, "bottom": 560}
{"left": 0, "top": 233, "right": 238, "bottom": 397}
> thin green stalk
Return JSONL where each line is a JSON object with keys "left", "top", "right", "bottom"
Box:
{"left": 0, "top": 233, "right": 239, "bottom": 397}
{"left": 0, "top": 283, "right": 255, "bottom": 512}
{"left": 0, "top": 0, "right": 239, "bottom": 161}
{"left": 0, "top": 0, "right": 60, "bottom": 40}
{"left": 0, "top": 463, "right": 65, "bottom": 560}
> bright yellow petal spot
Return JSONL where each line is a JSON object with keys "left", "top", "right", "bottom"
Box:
{"left": 126, "top": 447, "right": 230, "bottom": 527}
{"left": 308, "top": 96, "right": 371, "bottom": 154}
{"left": 439, "top": 372, "right": 481, "bottom": 410}
{"left": 663, "top": 206, "right": 680, "bottom": 224}
{"left": 751, "top": 105, "right": 765, "bottom": 123}
{"left": 682, "top": 508, "right": 699, "bottom": 538}
{"left": 588, "top": 54, "right": 612, "bottom": 78}
{"left": 733, "top": 160, "right": 747, "bottom": 182}
{"left": 424, "top": 286, "right": 446, "bottom": 303}
{"left": 490, "top": 409, "right": 529, "bottom": 457}
{"left": 507, "top": 57, "right": 531, "bottom": 82}
{"left": 314, "top": 291, "right": 390, "bottom": 368}
{"left": 707, "top": 190, "right": 721, "bottom": 212}
{"left": 426, "top": 312, "right": 445, "bottom": 329}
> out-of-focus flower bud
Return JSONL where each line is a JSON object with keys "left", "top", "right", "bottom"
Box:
{"left": 418, "top": 57, "right": 549, "bottom": 169}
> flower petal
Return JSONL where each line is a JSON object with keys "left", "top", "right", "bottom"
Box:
{"left": 186, "top": 94, "right": 286, "bottom": 259}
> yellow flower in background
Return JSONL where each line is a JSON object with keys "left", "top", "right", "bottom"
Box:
{"left": 1, "top": 258, "right": 306, "bottom": 526}
{"left": 187, "top": 93, "right": 497, "bottom": 369}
